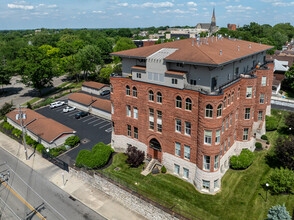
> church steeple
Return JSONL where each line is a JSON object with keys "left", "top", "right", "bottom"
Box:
{"left": 211, "top": 7, "right": 216, "bottom": 27}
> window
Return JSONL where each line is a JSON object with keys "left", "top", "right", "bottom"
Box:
{"left": 157, "top": 92, "right": 162, "bottom": 103}
{"left": 261, "top": 76, "right": 267, "bottom": 86}
{"left": 184, "top": 145, "right": 190, "bottom": 160}
{"left": 245, "top": 108, "right": 250, "bottom": 119}
{"left": 226, "top": 117, "right": 228, "bottom": 129}
{"left": 185, "top": 98, "right": 192, "bottom": 111}
{"left": 112, "top": 121, "right": 115, "bottom": 133}
{"left": 149, "top": 90, "right": 154, "bottom": 101}
{"left": 243, "top": 128, "right": 249, "bottom": 140}
{"left": 220, "top": 144, "right": 223, "bottom": 155}
{"left": 149, "top": 108, "right": 154, "bottom": 130}
{"left": 203, "top": 156, "right": 210, "bottom": 171}
{"left": 222, "top": 121, "right": 224, "bottom": 133}
{"left": 246, "top": 87, "right": 252, "bottom": 98}
{"left": 157, "top": 111, "right": 162, "bottom": 132}
{"left": 224, "top": 97, "right": 226, "bottom": 108}
{"left": 236, "top": 110, "right": 238, "bottom": 120}
{"left": 127, "top": 105, "right": 131, "bottom": 117}
{"left": 205, "top": 104, "right": 213, "bottom": 118}
{"left": 204, "top": 130, "right": 212, "bottom": 145}
{"left": 190, "top": 79, "right": 196, "bottom": 85}
{"left": 175, "top": 119, "right": 181, "bottom": 132}
{"left": 231, "top": 92, "right": 234, "bottom": 103}
{"left": 183, "top": 168, "right": 189, "bottom": 178}
{"left": 228, "top": 136, "right": 230, "bottom": 148}
{"left": 215, "top": 130, "right": 220, "bottom": 144}
{"left": 234, "top": 131, "right": 236, "bottom": 140}
{"left": 175, "top": 142, "right": 181, "bottom": 156}
{"left": 174, "top": 164, "right": 180, "bottom": 174}
{"left": 228, "top": 95, "right": 230, "bottom": 106}
{"left": 217, "top": 104, "right": 222, "bottom": 117}
{"left": 235, "top": 67, "right": 239, "bottom": 76}
{"left": 133, "top": 87, "right": 137, "bottom": 97}
{"left": 229, "top": 114, "right": 232, "bottom": 126}
{"left": 127, "top": 125, "right": 131, "bottom": 136}
{"left": 176, "top": 63, "right": 184, "bottom": 68}
{"left": 237, "top": 88, "right": 240, "bottom": 99}
{"left": 172, "top": 78, "right": 178, "bottom": 84}
{"left": 214, "top": 155, "right": 220, "bottom": 170}
{"left": 136, "top": 72, "right": 141, "bottom": 78}
{"left": 185, "top": 122, "right": 191, "bottom": 136}
{"left": 214, "top": 179, "right": 219, "bottom": 189}
{"left": 134, "top": 127, "right": 138, "bottom": 139}
{"left": 126, "top": 85, "right": 130, "bottom": 96}
{"left": 110, "top": 84, "right": 113, "bottom": 93}
{"left": 224, "top": 140, "right": 227, "bottom": 152}
{"left": 111, "top": 103, "right": 114, "bottom": 114}
{"left": 176, "top": 96, "right": 182, "bottom": 108}
{"left": 258, "top": 111, "right": 263, "bottom": 121}
{"left": 133, "top": 107, "right": 138, "bottom": 119}
{"left": 203, "top": 180, "right": 210, "bottom": 190}
{"left": 260, "top": 94, "right": 265, "bottom": 104}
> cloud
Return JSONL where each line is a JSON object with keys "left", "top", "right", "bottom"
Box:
{"left": 118, "top": 3, "right": 128, "bottom": 7}
{"left": 272, "top": 1, "right": 294, "bottom": 6}
{"left": 134, "top": 15, "right": 140, "bottom": 19}
{"left": 8, "top": 3, "right": 34, "bottom": 10}
{"left": 115, "top": 12, "right": 123, "bottom": 16}
{"left": 158, "top": 9, "right": 188, "bottom": 14}
{"left": 225, "top": 5, "right": 253, "bottom": 12}
{"left": 187, "top": 2, "right": 197, "bottom": 7}
{"left": 131, "top": 2, "right": 174, "bottom": 8}
{"left": 93, "top": 10, "right": 105, "bottom": 14}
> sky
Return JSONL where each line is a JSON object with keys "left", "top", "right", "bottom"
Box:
{"left": 0, "top": 0, "right": 293, "bottom": 30}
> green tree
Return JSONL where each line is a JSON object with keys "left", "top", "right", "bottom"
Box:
{"left": 113, "top": 38, "right": 136, "bottom": 63}
{"left": 285, "top": 64, "right": 294, "bottom": 90}
{"left": 275, "top": 136, "right": 294, "bottom": 169}
{"left": 99, "top": 65, "right": 113, "bottom": 82}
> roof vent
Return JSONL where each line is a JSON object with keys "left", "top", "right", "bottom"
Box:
{"left": 237, "top": 46, "right": 240, "bottom": 51}
{"left": 249, "top": 44, "right": 251, "bottom": 48}
{"left": 220, "top": 50, "right": 222, "bottom": 55}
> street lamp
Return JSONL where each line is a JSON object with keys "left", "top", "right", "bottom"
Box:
{"left": 265, "top": 183, "right": 269, "bottom": 202}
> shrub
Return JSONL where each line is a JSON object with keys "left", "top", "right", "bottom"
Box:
{"left": 263, "top": 168, "right": 294, "bottom": 194}
{"left": 36, "top": 144, "right": 45, "bottom": 153}
{"left": 3, "top": 116, "right": 7, "bottom": 122}
{"left": 25, "top": 135, "right": 38, "bottom": 146}
{"left": 267, "top": 204, "right": 291, "bottom": 220}
{"left": 125, "top": 146, "right": 145, "bottom": 168}
{"left": 2, "top": 122, "right": 13, "bottom": 131}
{"left": 33, "top": 98, "right": 54, "bottom": 109}
{"left": 12, "top": 128, "right": 22, "bottom": 138}
{"left": 26, "top": 102, "right": 32, "bottom": 109}
{"left": 266, "top": 116, "right": 279, "bottom": 131}
{"left": 76, "top": 142, "right": 113, "bottom": 169}
{"left": 261, "top": 135, "right": 268, "bottom": 140}
{"left": 255, "top": 142, "right": 262, "bottom": 149}
{"left": 275, "top": 136, "right": 294, "bottom": 169}
{"left": 161, "top": 165, "right": 167, "bottom": 173}
{"left": 50, "top": 146, "right": 67, "bottom": 157}
{"left": 64, "top": 136, "right": 80, "bottom": 147}
{"left": 266, "top": 141, "right": 270, "bottom": 145}
{"left": 0, "top": 102, "right": 13, "bottom": 118}
{"left": 230, "top": 149, "right": 254, "bottom": 169}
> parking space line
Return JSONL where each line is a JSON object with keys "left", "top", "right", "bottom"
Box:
{"left": 88, "top": 119, "right": 101, "bottom": 124}
{"left": 68, "top": 111, "right": 79, "bottom": 116}
{"left": 93, "top": 120, "right": 107, "bottom": 126}
{"left": 99, "top": 123, "right": 111, "bottom": 129}
{"left": 105, "top": 127, "right": 112, "bottom": 133}
{"left": 82, "top": 117, "right": 95, "bottom": 122}
{"left": 56, "top": 108, "right": 64, "bottom": 112}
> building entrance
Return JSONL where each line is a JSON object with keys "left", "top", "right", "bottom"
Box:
{"left": 149, "top": 138, "right": 161, "bottom": 161}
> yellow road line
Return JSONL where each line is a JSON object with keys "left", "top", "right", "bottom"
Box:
{"left": 1, "top": 181, "right": 46, "bottom": 220}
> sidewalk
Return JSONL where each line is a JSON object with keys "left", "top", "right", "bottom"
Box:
{"left": 271, "top": 94, "right": 294, "bottom": 104}
{"left": 0, "top": 132, "right": 147, "bottom": 220}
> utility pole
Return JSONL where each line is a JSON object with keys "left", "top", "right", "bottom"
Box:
{"left": 16, "top": 105, "right": 28, "bottom": 160}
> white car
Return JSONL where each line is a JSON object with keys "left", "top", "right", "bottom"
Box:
{"left": 50, "top": 101, "right": 65, "bottom": 109}
{"left": 63, "top": 106, "right": 76, "bottom": 113}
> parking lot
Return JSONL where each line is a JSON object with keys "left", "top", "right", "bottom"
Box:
{"left": 36, "top": 101, "right": 112, "bottom": 165}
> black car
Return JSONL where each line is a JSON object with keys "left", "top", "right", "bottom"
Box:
{"left": 100, "top": 90, "right": 110, "bottom": 96}
{"left": 75, "top": 111, "right": 88, "bottom": 119}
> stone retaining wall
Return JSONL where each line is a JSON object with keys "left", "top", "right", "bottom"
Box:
{"left": 69, "top": 167, "right": 178, "bottom": 220}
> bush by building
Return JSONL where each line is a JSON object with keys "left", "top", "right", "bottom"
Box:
{"left": 125, "top": 146, "right": 145, "bottom": 168}
{"left": 267, "top": 204, "right": 291, "bottom": 220}
{"left": 11, "top": 128, "right": 22, "bottom": 138}
{"left": 255, "top": 142, "right": 262, "bottom": 150}
{"left": 161, "top": 165, "right": 167, "bottom": 173}
{"left": 76, "top": 142, "right": 113, "bottom": 169}
{"left": 275, "top": 136, "right": 294, "bottom": 170}
{"left": 2, "top": 122, "right": 13, "bottom": 131}
{"left": 263, "top": 168, "right": 294, "bottom": 194}
{"left": 230, "top": 149, "right": 254, "bottom": 169}
{"left": 36, "top": 144, "right": 45, "bottom": 153}
{"left": 25, "top": 135, "right": 38, "bottom": 146}
{"left": 64, "top": 136, "right": 80, "bottom": 147}
{"left": 266, "top": 116, "right": 279, "bottom": 131}
{"left": 261, "top": 135, "right": 268, "bottom": 140}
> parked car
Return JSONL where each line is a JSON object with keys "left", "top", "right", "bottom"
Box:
{"left": 50, "top": 101, "right": 65, "bottom": 109}
{"left": 63, "top": 106, "right": 76, "bottom": 113}
{"left": 75, "top": 111, "right": 88, "bottom": 119}
{"left": 100, "top": 90, "right": 110, "bottom": 96}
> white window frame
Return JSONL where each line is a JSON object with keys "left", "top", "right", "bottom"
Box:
{"left": 261, "top": 76, "right": 267, "bottom": 86}
{"left": 215, "top": 130, "right": 220, "bottom": 144}
{"left": 174, "top": 164, "right": 180, "bottom": 174}
{"left": 127, "top": 105, "right": 131, "bottom": 117}
{"left": 127, "top": 125, "right": 131, "bottom": 136}
{"left": 126, "top": 86, "right": 130, "bottom": 96}
{"left": 214, "top": 179, "right": 219, "bottom": 189}
{"left": 149, "top": 90, "right": 154, "bottom": 101}
{"left": 185, "top": 98, "right": 192, "bottom": 111}
{"left": 133, "top": 107, "right": 138, "bottom": 119}
{"left": 132, "top": 87, "right": 137, "bottom": 97}
{"left": 157, "top": 92, "right": 162, "bottom": 103}
{"left": 245, "top": 108, "right": 250, "bottom": 120}
{"left": 134, "top": 127, "right": 138, "bottom": 139}
{"left": 203, "top": 180, "right": 210, "bottom": 190}
{"left": 204, "top": 130, "right": 212, "bottom": 145}
{"left": 175, "top": 119, "right": 181, "bottom": 133}
{"left": 258, "top": 111, "right": 263, "bottom": 121}
{"left": 246, "top": 87, "right": 252, "bottom": 98}
{"left": 260, "top": 94, "right": 265, "bottom": 104}
{"left": 217, "top": 104, "right": 222, "bottom": 117}
{"left": 175, "top": 142, "right": 181, "bottom": 156}
{"left": 184, "top": 145, "right": 190, "bottom": 160}
{"left": 183, "top": 168, "right": 189, "bottom": 179}
{"left": 203, "top": 156, "right": 210, "bottom": 171}
{"left": 185, "top": 121, "right": 191, "bottom": 136}
{"left": 214, "top": 155, "right": 219, "bottom": 170}
{"left": 157, "top": 110, "right": 162, "bottom": 132}
{"left": 243, "top": 128, "right": 249, "bottom": 140}
{"left": 176, "top": 96, "right": 182, "bottom": 108}
{"left": 205, "top": 104, "right": 213, "bottom": 118}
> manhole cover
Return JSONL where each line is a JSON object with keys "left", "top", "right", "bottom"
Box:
{"left": 81, "top": 138, "right": 90, "bottom": 144}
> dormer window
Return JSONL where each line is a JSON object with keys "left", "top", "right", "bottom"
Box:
{"left": 176, "top": 63, "right": 184, "bottom": 68}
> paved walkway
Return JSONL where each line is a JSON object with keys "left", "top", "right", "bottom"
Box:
{"left": 0, "top": 132, "right": 146, "bottom": 220}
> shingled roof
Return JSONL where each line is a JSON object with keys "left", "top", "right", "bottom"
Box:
{"left": 82, "top": 81, "right": 107, "bottom": 90}
{"left": 111, "top": 37, "right": 273, "bottom": 67}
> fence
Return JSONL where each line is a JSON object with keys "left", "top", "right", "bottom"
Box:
{"left": 41, "top": 149, "right": 69, "bottom": 172}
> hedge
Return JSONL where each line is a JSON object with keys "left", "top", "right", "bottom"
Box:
{"left": 261, "top": 135, "right": 268, "bottom": 140}
{"left": 36, "top": 144, "right": 45, "bottom": 153}
{"left": 76, "top": 142, "right": 113, "bottom": 169}
{"left": 2, "top": 122, "right": 13, "bottom": 131}
{"left": 230, "top": 149, "right": 255, "bottom": 169}
{"left": 64, "top": 136, "right": 80, "bottom": 147}
{"left": 255, "top": 142, "right": 262, "bottom": 149}
{"left": 266, "top": 116, "right": 279, "bottom": 131}
{"left": 12, "top": 128, "right": 22, "bottom": 138}
{"left": 161, "top": 165, "right": 167, "bottom": 173}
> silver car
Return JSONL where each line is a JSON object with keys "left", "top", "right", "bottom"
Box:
{"left": 50, "top": 101, "right": 65, "bottom": 109}
{"left": 63, "top": 106, "right": 76, "bottom": 113}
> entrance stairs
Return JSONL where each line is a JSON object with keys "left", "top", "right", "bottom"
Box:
{"left": 141, "top": 158, "right": 158, "bottom": 176}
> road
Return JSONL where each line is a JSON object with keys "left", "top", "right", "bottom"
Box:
{"left": 0, "top": 147, "right": 105, "bottom": 220}
{"left": 271, "top": 103, "right": 294, "bottom": 112}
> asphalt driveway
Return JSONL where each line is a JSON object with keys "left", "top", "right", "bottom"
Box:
{"left": 36, "top": 102, "right": 112, "bottom": 165}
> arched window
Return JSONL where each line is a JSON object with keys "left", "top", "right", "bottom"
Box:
{"left": 176, "top": 96, "right": 182, "bottom": 108}
{"left": 217, "top": 104, "right": 222, "bottom": 117}
{"left": 149, "top": 90, "right": 154, "bottom": 101}
{"left": 223, "top": 97, "right": 227, "bottom": 108}
{"left": 237, "top": 88, "right": 240, "bottom": 99}
{"left": 228, "top": 95, "right": 230, "bottom": 106}
{"left": 126, "top": 85, "right": 130, "bottom": 96}
{"left": 205, "top": 104, "right": 213, "bottom": 118}
{"left": 231, "top": 92, "right": 234, "bottom": 103}
{"left": 133, "top": 87, "right": 137, "bottom": 97}
{"left": 185, "top": 98, "right": 192, "bottom": 111}
{"left": 157, "top": 92, "right": 162, "bottom": 103}
{"left": 110, "top": 84, "right": 113, "bottom": 93}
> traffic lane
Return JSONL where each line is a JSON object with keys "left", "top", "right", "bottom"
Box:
{"left": 0, "top": 147, "right": 106, "bottom": 220}
{"left": 271, "top": 104, "right": 294, "bottom": 112}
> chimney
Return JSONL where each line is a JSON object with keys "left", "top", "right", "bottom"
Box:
{"left": 249, "top": 44, "right": 251, "bottom": 48}
{"left": 237, "top": 46, "right": 240, "bottom": 51}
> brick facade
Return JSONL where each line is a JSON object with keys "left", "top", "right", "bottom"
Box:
{"left": 110, "top": 63, "right": 273, "bottom": 193}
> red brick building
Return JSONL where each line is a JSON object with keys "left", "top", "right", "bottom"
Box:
{"left": 227, "top": 24, "right": 237, "bottom": 30}
{"left": 110, "top": 37, "right": 273, "bottom": 193}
